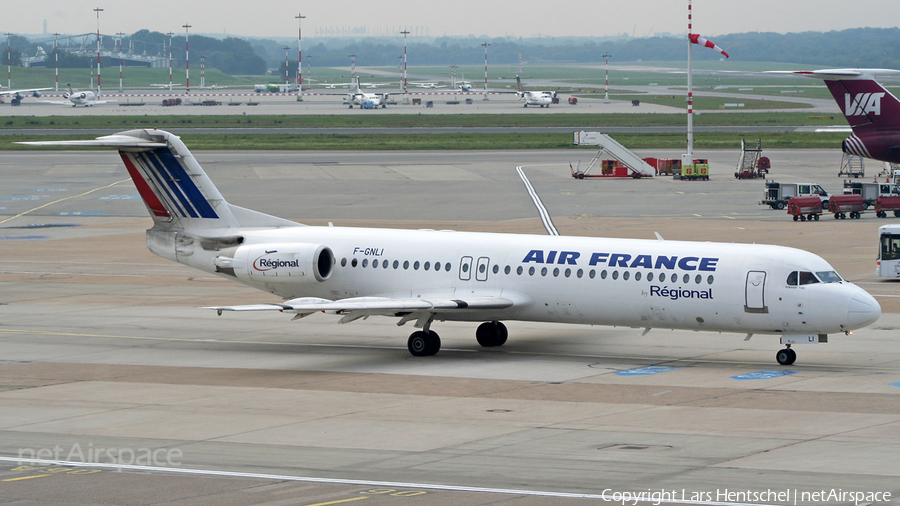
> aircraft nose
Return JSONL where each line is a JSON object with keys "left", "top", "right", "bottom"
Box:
{"left": 847, "top": 289, "right": 881, "bottom": 327}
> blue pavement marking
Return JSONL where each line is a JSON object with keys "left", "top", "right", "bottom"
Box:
{"left": 1, "top": 196, "right": 46, "bottom": 200}
{"left": 615, "top": 366, "right": 682, "bottom": 376}
{"left": 0, "top": 236, "right": 49, "bottom": 240}
{"left": 57, "top": 212, "right": 106, "bottom": 216}
{"left": 732, "top": 370, "right": 799, "bottom": 380}
{"left": 891, "top": 382, "right": 900, "bottom": 388}
{"left": 99, "top": 195, "right": 140, "bottom": 200}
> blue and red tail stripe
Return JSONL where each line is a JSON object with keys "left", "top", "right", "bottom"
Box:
{"left": 121, "top": 147, "right": 219, "bottom": 220}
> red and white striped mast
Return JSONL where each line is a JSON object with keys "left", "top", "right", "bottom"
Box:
{"left": 296, "top": 13, "right": 305, "bottom": 100}
{"left": 481, "top": 41, "right": 490, "bottom": 100}
{"left": 94, "top": 7, "right": 103, "bottom": 97}
{"left": 53, "top": 32, "right": 60, "bottom": 92}
{"left": 401, "top": 29, "right": 409, "bottom": 103}
{"left": 684, "top": 0, "right": 694, "bottom": 163}
{"left": 183, "top": 24, "right": 191, "bottom": 100}
{"left": 166, "top": 32, "right": 173, "bottom": 91}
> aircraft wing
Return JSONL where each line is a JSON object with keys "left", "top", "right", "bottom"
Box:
{"left": 206, "top": 295, "right": 521, "bottom": 323}
{"left": 0, "top": 87, "right": 50, "bottom": 97}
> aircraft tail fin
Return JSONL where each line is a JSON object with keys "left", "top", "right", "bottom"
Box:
{"left": 782, "top": 69, "right": 900, "bottom": 132}
{"left": 17, "top": 129, "right": 299, "bottom": 233}
{"left": 516, "top": 75, "right": 523, "bottom": 94}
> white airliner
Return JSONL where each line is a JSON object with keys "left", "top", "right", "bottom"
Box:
{"left": 516, "top": 75, "right": 556, "bottom": 107}
{"left": 49, "top": 83, "right": 110, "bottom": 107}
{"left": 0, "top": 85, "right": 50, "bottom": 103}
{"left": 19, "top": 129, "right": 882, "bottom": 365}
{"left": 345, "top": 77, "right": 390, "bottom": 109}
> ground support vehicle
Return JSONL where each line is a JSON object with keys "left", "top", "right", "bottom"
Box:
{"left": 678, "top": 159, "right": 710, "bottom": 181}
{"left": 762, "top": 181, "right": 830, "bottom": 210}
{"left": 843, "top": 180, "right": 900, "bottom": 208}
{"left": 788, "top": 196, "right": 822, "bottom": 221}
{"left": 876, "top": 196, "right": 900, "bottom": 218}
{"left": 878, "top": 224, "right": 900, "bottom": 276}
{"left": 734, "top": 139, "right": 769, "bottom": 179}
{"left": 828, "top": 194, "right": 865, "bottom": 219}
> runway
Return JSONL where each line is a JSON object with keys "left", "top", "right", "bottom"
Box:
{"left": 2, "top": 148, "right": 899, "bottom": 505}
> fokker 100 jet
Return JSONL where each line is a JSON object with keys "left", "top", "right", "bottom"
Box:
{"left": 19, "top": 130, "right": 881, "bottom": 365}
{"left": 48, "top": 83, "right": 111, "bottom": 107}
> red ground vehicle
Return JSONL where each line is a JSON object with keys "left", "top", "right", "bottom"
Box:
{"left": 568, "top": 97, "right": 578, "bottom": 105}
{"left": 828, "top": 194, "right": 865, "bottom": 219}
{"left": 876, "top": 196, "right": 900, "bottom": 218}
{"left": 787, "top": 196, "right": 822, "bottom": 221}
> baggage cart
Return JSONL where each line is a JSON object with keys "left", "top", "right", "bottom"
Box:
{"left": 787, "top": 196, "right": 822, "bottom": 221}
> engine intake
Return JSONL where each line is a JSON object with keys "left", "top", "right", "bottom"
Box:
{"left": 223, "top": 243, "right": 334, "bottom": 283}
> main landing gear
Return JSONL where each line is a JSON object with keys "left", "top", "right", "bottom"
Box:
{"left": 776, "top": 345, "right": 797, "bottom": 366}
{"left": 405, "top": 321, "right": 508, "bottom": 357}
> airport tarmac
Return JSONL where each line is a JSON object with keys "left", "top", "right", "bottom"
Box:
{"left": 1, "top": 147, "right": 899, "bottom": 505}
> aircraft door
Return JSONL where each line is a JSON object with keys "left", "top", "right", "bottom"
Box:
{"left": 744, "top": 270, "right": 768, "bottom": 313}
{"left": 459, "top": 256, "right": 473, "bottom": 281}
{"left": 475, "top": 257, "right": 490, "bottom": 281}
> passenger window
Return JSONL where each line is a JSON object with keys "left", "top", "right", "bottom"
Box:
{"left": 565, "top": 268, "right": 571, "bottom": 278}
{"left": 382, "top": 260, "right": 388, "bottom": 268}
{"left": 414, "top": 261, "right": 420, "bottom": 270}
{"left": 424, "top": 262, "right": 431, "bottom": 271}
{"left": 622, "top": 271, "right": 629, "bottom": 280}
{"left": 553, "top": 267, "right": 559, "bottom": 277}
{"left": 341, "top": 258, "right": 347, "bottom": 267}
{"left": 695, "top": 274, "right": 701, "bottom": 284}
{"left": 589, "top": 269, "right": 596, "bottom": 279}
{"left": 517, "top": 266, "right": 523, "bottom": 275}
{"left": 403, "top": 260, "right": 409, "bottom": 270}
{"left": 707, "top": 275, "right": 714, "bottom": 284}
{"left": 635, "top": 272, "right": 641, "bottom": 281}
{"left": 393, "top": 260, "right": 399, "bottom": 269}
{"left": 493, "top": 264, "right": 499, "bottom": 274}
{"left": 601, "top": 270, "right": 607, "bottom": 279}
{"left": 505, "top": 265, "right": 511, "bottom": 275}
{"left": 647, "top": 272, "right": 654, "bottom": 282}
{"left": 541, "top": 267, "right": 548, "bottom": 276}
{"left": 352, "top": 258, "right": 358, "bottom": 267}
{"left": 682, "top": 274, "right": 689, "bottom": 283}
{"left": 576, "top": 269, "right": 583, "bottom": 278}
{"left": 612, "top": 271, "right": 619, "bottom": 280}
{"left": 362, "top": 259, "right": 368, "bottom": 267}
{"left": 528, "top": 266, "right": 535, "bottom": 276}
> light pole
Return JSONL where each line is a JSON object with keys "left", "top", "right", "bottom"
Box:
{"left": 685, "top": 0, "right": 694, "bottom": 164}
{"left": 6, "top": 32, "right": 11, "bottom": 90}
{"left": 200, "top": 54, "right": 205, "bottom": 89}
{"left": 602, "top": 52, "right": 611, "bottom": 102}
{"left": 295, "top": 13, "right": 305, "bottom": 99}
{"left": 481, "top": 41, "right": 490, "bottom": 100}
{"left": 347, "top": 53, "right": 357, "bottom": 84}
{"left": 53, "top": 32, "right": 59, "bottom": 91}
{"left": 166, "top": 31, "right": 173, "bottom": 91}
{"left": 117, "top": 32, "right": 125, "bottom": 92}
{"left": 283, "top": 46, "right": 290, "bottom": 88}
{"left": 401, "top": 29, "right": 409, "bottom": 102}
{"left": 94, "top": 7, "right": 103, "bottom": 97}
{"left": 183, "top": 24, "right": 191, "bottom": 99}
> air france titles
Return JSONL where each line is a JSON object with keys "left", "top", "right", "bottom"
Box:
{"left": 522, "top": 250, "right": 716, "bottom": 300}
{"left": 521, "top": 250, "right": 718, "bottom": 271}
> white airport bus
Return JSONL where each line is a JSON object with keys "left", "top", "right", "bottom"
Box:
{"left": 877, "top": 224, "right": 900, "bottom": 277}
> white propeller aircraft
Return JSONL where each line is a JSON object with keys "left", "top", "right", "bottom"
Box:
{"left": 49, "top": 83, "right": 110, "bottom": 107}
{"left": 0, "top": 85, "right": 50, "bottom": 103}
{"left": 19, "top": 129, "right": 882, "bottom": 365}
{"left": 345, "top": 77, "right": 390, "bottom": 109}
{"left": 516, "top": 75, "right": 556, "bottom": 107}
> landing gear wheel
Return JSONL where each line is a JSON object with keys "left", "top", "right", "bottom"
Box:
{"left": 776, "top": 347, "right": 797, "bottom": 366}
{"left": 408, "top": 330, "right": 441, "bottom": 356}
{"left": 476, "top": 321, "right": 508, "bottom": 347}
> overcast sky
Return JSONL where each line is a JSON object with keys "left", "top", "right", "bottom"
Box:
{"left": 8, "top": 0, "right": 900, "bottom": 41}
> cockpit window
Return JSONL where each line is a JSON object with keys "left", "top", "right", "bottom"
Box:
{"left": 787, "top": 271, "right": 825, "bottom": 286}
{"left": 816, "top": 270, "right": 842, "bottom": 283}
{"left": 798, "top": 271, "right": 819, "bottom": 285}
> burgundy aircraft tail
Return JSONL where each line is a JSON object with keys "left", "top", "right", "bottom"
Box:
{"left": 781, "top": 69, "right": 900, "bottom": 163}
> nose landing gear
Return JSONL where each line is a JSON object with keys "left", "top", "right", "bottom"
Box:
{"left": 776, "top": 345, "right": 797, "bottom": 365}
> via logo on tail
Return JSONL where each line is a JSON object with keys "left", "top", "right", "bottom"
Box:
{"left": 774, "top": 69, "right": 900, "bottom": 163}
